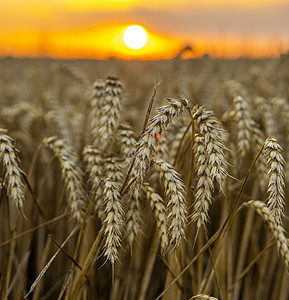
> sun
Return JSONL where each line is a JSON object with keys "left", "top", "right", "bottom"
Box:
{"left": 123, "top": 25, "right": 148, "bottom": 49}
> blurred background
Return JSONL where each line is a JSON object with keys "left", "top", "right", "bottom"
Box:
{"left": 1, "top": 0, "right": 289, "bottom": 59}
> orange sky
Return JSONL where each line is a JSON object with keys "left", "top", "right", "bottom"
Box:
{"left": 1, "top": 0, "right": 289, "bottom": 59}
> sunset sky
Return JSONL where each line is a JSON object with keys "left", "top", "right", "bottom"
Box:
{"left": 1, "top": 0, "right": 289, "bottom": 59}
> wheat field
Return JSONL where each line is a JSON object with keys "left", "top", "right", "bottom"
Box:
{"left": 0, "top": 55, "right": 289, "bottom": 300}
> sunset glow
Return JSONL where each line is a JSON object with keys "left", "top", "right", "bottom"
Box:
{"left": 0, "top": 0, "right": 288, "bottom": 59}
{"left": 123, "top": 25, "right": 148, "bottom": 49}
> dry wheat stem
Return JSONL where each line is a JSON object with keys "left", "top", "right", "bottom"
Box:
{"left": 73, "top": 178, "right": 104, "bottom": 262}
{"left": 225, "top": 242, "right": 275, "bottom": 298}
{"left": 141, "top": 77, "right": 162, "bottom": 134}
{"left": 25, "top": 227, "right": 78, "bottom": 298}
{"left": 70, "top": 227, "right": 105, "bottom": 300}
{"left": 197, "top": 141, "right": 266, "bottom": 294}
{"left": 0, "top": 213, "right": 67, "bottom": 248}
{"left": 171, "top": 120, "right": 191, "bottom": 166}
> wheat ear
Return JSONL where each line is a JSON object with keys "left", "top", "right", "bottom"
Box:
{"left": 254, "top": 96, "right": 276, "bottom": 137}
{"left": 0, "top": 129, "right": 25, "bottom": 214}
{"left": 94, "top": 76, "right": 122, "bottom": 146}
{"left": 251, "top": 126, "right": 267, "bottom": 191}
{"left": 143, "top": 183, "right": 169, "bottom": 254}
{"left": 191, "top": 134, "right": 213, "bottom": 229}
{"left": 117, "top": 122, "right": 137, "bottom": 166}
{"left": 102, "top": 178, "right": 124, "bottom": 265}
{"left": 42, "top": 137, "right": 86, "bottom": 222}
{"left": 53, "top": 63, "right": 90, "bottom": 87}
{"left": 89, "top": 79, "right": 105, "bottom": 144}
{"left": 82, "top": 145, "right": 104, "bottom": 220}
{"left": 230, "top": 95, "right": 253, "bottom": 157}
{"left": 155, "top": 159, "right": 186, "bottom": 249}
{"left": 192, "top": 105, "right": 228, "bottom": 190}
{"left": 263, "top": 137, "right": 285, "bottom": 225}
{"left": 132, "top": 97, "right": 188, "bottom": 185}
{"left": 224, "top": 79, "right": 246, "bottom": 99}
{"left": 125, "top": 189, "right": 142, "bottom": 249}
{"left": 104, "top": 157, "right": 124, "bottom": 183}
{"left": 244, "top": 200, "right": 289, "bottom": 273}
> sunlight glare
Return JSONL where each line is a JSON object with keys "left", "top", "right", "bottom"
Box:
{"left": 123, "top": 25, "right": 148, "bottom": 49}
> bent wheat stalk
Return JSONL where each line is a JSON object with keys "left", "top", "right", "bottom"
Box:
{"left": 131, "top": 97, "right": 188, "bottom": 187}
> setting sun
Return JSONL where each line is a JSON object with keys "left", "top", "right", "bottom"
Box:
{"left": 123, "top": 25, "right": 148, "bottom": 49}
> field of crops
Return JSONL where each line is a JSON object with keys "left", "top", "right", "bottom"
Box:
{"left": 0, "top": 55, "right": 289, "bottom": 299}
